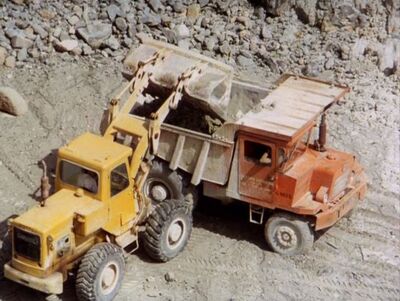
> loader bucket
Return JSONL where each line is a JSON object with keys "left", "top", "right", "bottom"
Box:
{"left": 124, "top": 38, "right": 234, "bottom": 120}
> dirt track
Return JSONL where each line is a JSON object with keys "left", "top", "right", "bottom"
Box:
{"left": 0, "top": 58, "right": 399, "bottom": 301}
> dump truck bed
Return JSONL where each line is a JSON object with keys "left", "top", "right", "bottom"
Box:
{"left": 126, "top": 115, "right": 235, "bottom": 186}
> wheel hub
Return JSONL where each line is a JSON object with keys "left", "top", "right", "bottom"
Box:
{"left": 276, "top": 226, "right": 297, "bottom": 248}
{"left": 150, "top": 184, "right": 168, "bottom": 202}
{"left": 167, "top": 218, "right": 185, "bottom": 249}
{"left": 99, "top": 261, "right": 119, "bottom": 295}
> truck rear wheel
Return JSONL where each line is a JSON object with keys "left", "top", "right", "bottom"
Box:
{"left": 143, "top": 199, "right": 192, "bottom": 262}
{"left": 76, "top": 243, "right": 125, "bottom": 301}
{"left": 265, "top": 213, "right": 314, "bottom": 256}
{"left": 143, "top": 161, "right": 183, "bottom": 205}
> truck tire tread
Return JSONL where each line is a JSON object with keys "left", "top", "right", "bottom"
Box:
{"left": 75, "top": 243, "right": 125, "bottom": 301}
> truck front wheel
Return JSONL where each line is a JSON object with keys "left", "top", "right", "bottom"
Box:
{"left": 76, "top": 243, "right": 125, "bottom": 301}
{"left": 265, "top": 213, "right": 314, "bottom": 256}
{"left": 143, "top": 199, "right": 192, "bottom": 262}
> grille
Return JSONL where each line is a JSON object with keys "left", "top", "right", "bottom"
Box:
{"left": 13, "top": 227, "right": 41, "bottom": 262}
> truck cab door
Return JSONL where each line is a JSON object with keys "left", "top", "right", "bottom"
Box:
{"left": 107, "top": 161, "right": 136, "bottom": 231}
{"left": 238, "top": 136, "right": 275, "bottom": 203}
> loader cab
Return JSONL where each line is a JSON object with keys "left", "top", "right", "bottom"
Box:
{"left": 56, "top": 133, "right": 137, "bottom": 233}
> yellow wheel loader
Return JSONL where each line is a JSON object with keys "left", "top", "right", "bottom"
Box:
{"left": 1, "top": 39, "right": 223, "bottom": 300}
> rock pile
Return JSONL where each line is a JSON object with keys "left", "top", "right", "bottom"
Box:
{"left": 0, "top": 0, "right": 398, "bottom": 77}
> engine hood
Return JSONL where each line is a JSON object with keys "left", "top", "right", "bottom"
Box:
{"left": 12, "top": 189, "right": 107, "bottom": 235}
{"left": 282, "top": 147, "right": 355, "bottom": 202}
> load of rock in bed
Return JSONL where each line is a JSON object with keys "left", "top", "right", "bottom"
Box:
{"left": 129, "top": 76, "right": 270, "bottom": 135}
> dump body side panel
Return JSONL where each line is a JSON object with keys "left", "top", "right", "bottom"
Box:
{"left": 156, "top": 122, "right": 234, "bottom": 185}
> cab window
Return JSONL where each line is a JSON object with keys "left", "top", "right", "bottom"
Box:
{"left": 244, "top": 140, "right": 273, "bottom": 167}
{"left": 110, "top": 163, "right": 129, "bottom": 197}
{"left": 60, "top": 160, "right": 98, "bottom": 194}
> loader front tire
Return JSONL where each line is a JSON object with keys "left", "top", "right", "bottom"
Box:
{"left": 143, "top": 161, "right": 183, "bottom": 205}
{"left": 143, "top": 199, "right": 192, "bottom": 262}
{"left": 265, "top": 213, "right": 314, "bottom": 256}
{"left": 76, "top": 243, "right": 125, "bottom": 301}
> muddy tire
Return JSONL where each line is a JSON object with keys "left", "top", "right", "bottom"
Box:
{"left": 0, "top": 231, "right": 11, "bottom": 280}
{"left": 183, "top": 184, "right": 199, "bottom": 211}
{"left": 265, "top": 213, "right": 314, "bottom": 256}
{"left": 143, "top": 199, "right": 192, "bottom": 262}
{"left": 75, "top": 243, "right": 125, "bottom": 301}
{"left": 143, "top": 161, "right": 183, "bottom": 205}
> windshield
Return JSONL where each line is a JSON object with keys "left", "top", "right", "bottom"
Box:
{"left": 60, "top": 160, "right": 99, "bottom": 194}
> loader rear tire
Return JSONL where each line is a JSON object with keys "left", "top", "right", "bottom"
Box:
{"left": 265, "top": 213, "right": 314, "bottom": 256}
{"left": 143, "top": 161, "right": 183, "bottom": 205}
{"left": 76, "top": 243, "right": 125, "bottom": 301}
{"left": 143, "top": 199, "right": 192, "bottom": 262}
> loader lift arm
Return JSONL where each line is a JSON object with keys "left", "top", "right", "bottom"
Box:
{"left": 104, "top": 51, "right": 204, "bottom": 192}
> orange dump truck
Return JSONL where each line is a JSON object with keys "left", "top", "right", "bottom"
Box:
{"left": 105, "top": 39, "right": 367, "bottom": 255}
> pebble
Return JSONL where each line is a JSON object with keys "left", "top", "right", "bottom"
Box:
{"left": 165, "top": 272, "right": 176, "bottom": 282}
{"left": 4, "top": 56, "right": 16, "bottom": 68}
{"left": 105, "top": 36, "right": 120, "bottom": 50}
{"left": 31, "top": 23, "right": 48, "bottom": 39}
{"left": 141, "top": 12, "right": 161, "bottom": 26}
{"left": 67, "top": 15, "right": 80, "bottom": 26}
{"left": 115, "top": 17, "right": 127, "bottom": 32}
{"left": 76, "top": 23, "right": 112, "bottom": 49}
{"left": 187, "top": 4, "right": 201, "bottom": 22}
{"left": 148, "top": 0, "right": 163, "bottom": 12}
{"left": 237, "top": 55, "right": 255, "bottom": 67}
{"left": 54, "top": 39, "right": 79, "bottom": 52}
{"left": 0, "top": 47, "right": 6, "bottom": 65}
{"left": 174, "top": 24, "right": 190, "bottom": 41}
{"left": 17, "top": 48, "right": 27, "bottom": 61}
{"left": 11, "top": 35, "right": 33, "bottom": 49}
{"left": 107, "top": 4, "right": 121, "bottom": 22}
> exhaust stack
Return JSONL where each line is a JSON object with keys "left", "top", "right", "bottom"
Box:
{"left": 40, "top": 160, "right": 51, "bottom": 207}
{"left": 318, "top": 113, "right": 327, "bottom": 152}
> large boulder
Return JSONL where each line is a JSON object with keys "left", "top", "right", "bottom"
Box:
{"left": 0, "top": 87, "right": 28, "bottom": 116}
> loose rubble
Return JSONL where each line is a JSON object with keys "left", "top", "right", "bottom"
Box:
{"left": 0, "top": 0, "right": 397, "bottom": 77}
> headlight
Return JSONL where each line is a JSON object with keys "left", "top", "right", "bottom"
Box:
{"left": 56, "top": 235, "right": 71, "bottom": 257}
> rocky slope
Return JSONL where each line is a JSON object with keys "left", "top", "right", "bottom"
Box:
{"left": 0, "top": 0, "right": 398, "bottom": 76}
